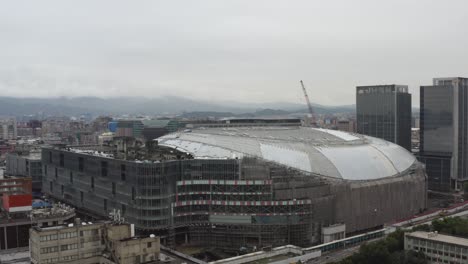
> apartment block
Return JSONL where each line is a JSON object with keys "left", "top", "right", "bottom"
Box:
{"left": 30, "top": 220, "right": 160, "bottom": 264}
{"left": 405, "top": 231, "right": 468, "bottom": 264}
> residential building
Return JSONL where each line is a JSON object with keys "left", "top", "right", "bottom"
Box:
{"left": 405, "top": 231, "right": 468, "bottom": 264}
{"left": 1, "top": 203, "right": 75, "bottom": 251}
{"left": 16, "top": 120, "right": 42, "bottom": 137}
{"left": 30, "top": 220, "right": 160, "bottom": 264}
{"left": 115, "top": 120, "right": 144, "bottom": 138}
{"left": 336, "top": 119, "right": 356, "bottom": 133}
{"left": 0, "top": 176, "right": 75, "bottom": 251}
{"left": 0, "top": 176, "right": 32, "bottom": 197}
{"left": 98, "top": 132, "right": 115, "bottom": 145}
{"left": 0, "top": 119, "right": 17, "bottom": 140}
{"left": 419, "top": 77, "right": 468, "bottom": 191}
{"left": 0, "top": 140, "right": 15, "bottom": 161}
{"left": 91, "top": 116, "right": 113, "bottom": 133}
{"left": 6, "top": 151, "right": 43, "bottom": 192}
{"left": 356, "top": 85, "right": 412, "bottom": 150}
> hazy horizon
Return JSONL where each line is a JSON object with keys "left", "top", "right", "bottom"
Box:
{"left": 1, "top": 0, "right": 467, "bottom": 106}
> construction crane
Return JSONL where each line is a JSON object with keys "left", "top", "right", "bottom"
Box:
{"left": 300, "top": 80, "right": 316, "bottom": 126}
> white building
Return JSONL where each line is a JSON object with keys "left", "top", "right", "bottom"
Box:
{"left": 405, "top": 231, "right": 468, "bottom": 264}
{"left": 0, "top": 119, "right": 17, "bottom": 140}
{"left": 30, "top": 220, "right": 160, "bottom": 264}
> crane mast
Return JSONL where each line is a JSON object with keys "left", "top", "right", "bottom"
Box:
{"left": 300, "top": 80, "right": 316, "bottom": 126}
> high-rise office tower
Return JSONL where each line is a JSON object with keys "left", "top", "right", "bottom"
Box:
{"left": 419, "top": 77, "right": 468, "bottom": 192}
{"left": 356, "top": 85, "right": 412, "bottom": 151}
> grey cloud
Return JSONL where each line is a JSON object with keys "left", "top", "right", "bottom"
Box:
{"left": 0, "top": 0, "right": 467, "bottom": 106}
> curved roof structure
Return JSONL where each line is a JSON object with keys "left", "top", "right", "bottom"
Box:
{"left": 157, "top": 127, "right": 417, "bottom": 181}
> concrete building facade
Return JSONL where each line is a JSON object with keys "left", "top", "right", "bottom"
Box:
{"left": 6, "top": 152, "right": 42, "bottom": 192}
{"left": 405, "top": 231, "right": 468, "bottom": 264}
{"left": 0, "top": 119, "right": 17, "bottom": 140}
{"left": 336, "top": 120, "right": 356, "bottom": 133}
{"left": 30, "top": 221, "right": 160, "bottom": 264}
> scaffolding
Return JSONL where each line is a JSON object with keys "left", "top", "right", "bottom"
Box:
{"left": 170, "top": 157, "right": 316, "bottom": 250}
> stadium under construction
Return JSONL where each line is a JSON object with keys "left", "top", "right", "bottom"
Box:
{"left": 41, "top": 126, "right": 427, "bottom": 251}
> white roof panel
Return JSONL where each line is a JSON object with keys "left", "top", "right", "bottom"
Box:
{"left": 316, "top": 145, "right": 398, "bottom": 180}
{"left": 260, "top": 143, "right": 312, "bottom": 172}
{"left": 157, "top": 127, "right": 417, "bottom": 181}
{"left": 314, "top": 128, "right": 360, "bottom": 141}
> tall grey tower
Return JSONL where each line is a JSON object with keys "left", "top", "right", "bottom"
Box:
{"left": 356, "top": 85, "right": 412, "bottom": 151}
{"left": 419, "top": 77, "right": 468, "bottom": 191}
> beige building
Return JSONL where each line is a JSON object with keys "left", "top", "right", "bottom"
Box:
{"left": 30, "top": 219, "right": 160, "bottom": 264}
{"left": 321, "top": 224, "right": 346, "bottom": 243}
{"left": 405, "top": 231, "right": 468, "bottom": 264}
{"left": 336, "top": 120, "right": 356, "bottom": 133}
{"left": 0, "top": 118, "right": 17, "bottom": 140}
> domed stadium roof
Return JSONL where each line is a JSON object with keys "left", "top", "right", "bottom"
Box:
{"left": 157, "top": 127, "right": 417, "bottom": 181}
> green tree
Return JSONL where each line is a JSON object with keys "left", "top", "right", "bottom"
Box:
{"left": 386, "top": 229, "right": 405, "bottom": 252}
{"left": 333, "top": 229, "right": 428, "bottom": 264}
{"left": 402, "top": 250, "right": 428, "bottom": 264}
{"left": 412, "top": 224, "right": 431, "bottom": 232}
{"left": 432, "top": 217, "right": 468, "bottom": 237}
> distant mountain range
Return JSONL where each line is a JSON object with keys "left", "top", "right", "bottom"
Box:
{"left": 0, "top": 96, "right": 355, "bottom": 118}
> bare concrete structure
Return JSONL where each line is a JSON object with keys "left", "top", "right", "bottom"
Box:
{"left": 1, "top": 203, "right": 75, "bottom": 251}
{"left": 322, "top": 224, "right": 346, "bottom": 243}
{"left": 41, "top": 126, "right": 427, "bottom": 251}
{"left": 30, "top": 220, "right": 160, "bottom": 264}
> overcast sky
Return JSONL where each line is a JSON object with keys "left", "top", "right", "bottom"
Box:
{"left": 1, "top": 0, "right": 467, "bottom": 106}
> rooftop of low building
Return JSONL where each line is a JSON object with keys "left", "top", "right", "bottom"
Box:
{"left": 407, "top": 231, "right": 468, "bottom": 246}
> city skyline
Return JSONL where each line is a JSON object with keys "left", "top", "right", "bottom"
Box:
{"left": 1, "top": 0, "right": 468, "bottom": 105}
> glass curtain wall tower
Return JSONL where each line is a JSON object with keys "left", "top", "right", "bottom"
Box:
{"left": 356, "top": 85, "right": 412, "bottom": 151}
{"left": 419, "top": 77, "right": 468, "bottom": 191}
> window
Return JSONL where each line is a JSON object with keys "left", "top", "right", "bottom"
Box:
{"left": 112, "top": 182, "right": 116, "bottom": 195}
{"left": 91, "top": 177, "right": 94, "bottom": 189}
{"left": 49, "top": 152, "right": 52, "bottom": 163}
{"left": 44, "top": 165, "right": 47, "bottom": 176}
{"left": 101, "top": 161, "right": 108, "bottom": 177}
{"left": 62, "top": 255, "right": 78, "bottom": 261}
{"left": 55, "top": 168, "right": 58, "bottom": 179}
{"left": 132, "top": 187, "right": 136, "bottom": 200}
{"left": 147, "top": 242, "right": 152, "bottom": 248}
{"left": 59, "top": 232, "right": 77, "bottom": 239}
{"left": 40, "top": 234, "right": 58, "bottom": 241}
{"left": 80, "top": 191, "right": 84, "bottom": 203}
{"left": 121, "top": 164, "right": 126, "bottom": 181}
{"left": 40, "top": 246, "right": 58, "bottom": 253}
{"left": 59, "top": 153, "right": 64, "bottom": 167}
{"left": 78, "top": 157, "right": 84, "bottom": 172}
{"left": 50, "top": 182, "right": 53, "bottom": 192}
{"left": 60, "top": 243, "right": 78, "bottom": 251}
{"left": 121, "top": 204, "right": 126, "bottom": 216}
{"left": 61, "top": 185, "right": 64, "bottom": 195}
{"left": 104, "top": 199, "right": 107, "bottom": 211}
{"left": 70, "top": 172, "right": 73, "bottom": 183}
